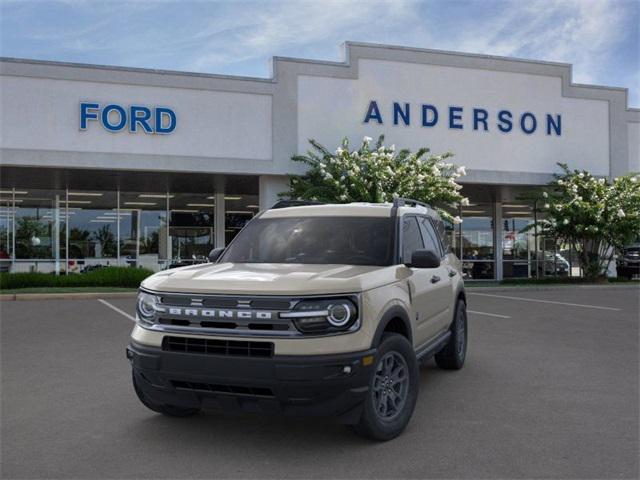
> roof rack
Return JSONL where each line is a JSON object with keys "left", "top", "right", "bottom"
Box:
{"left": 392, "top": 197, "right": 432, "bottom": 209}
{"left": 271, "top": 199, "right": 324, "bottom": 209}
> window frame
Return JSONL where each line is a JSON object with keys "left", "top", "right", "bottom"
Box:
{"left": 399, "top": 214, "right": 426, "bottom": 264}
{"left": 419, "top": 216, "right": 446, "bottom": 259}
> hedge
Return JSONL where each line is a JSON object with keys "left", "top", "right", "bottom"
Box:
{"left": 0, "top": 267, "right": 154, "bottom": 290}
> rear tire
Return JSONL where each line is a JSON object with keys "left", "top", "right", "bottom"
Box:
{"left": 435, "top": 299, "right": 467, "bottom": 370}
{"left": 351, "top": 333, "right": 419, "bottom": 441}
{"left": 132, "top": 371, "right": 200, "bottom": 417}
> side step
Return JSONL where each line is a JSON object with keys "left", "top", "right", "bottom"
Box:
{"left": 415, "top": 330, "right": 451, "bottom": 361}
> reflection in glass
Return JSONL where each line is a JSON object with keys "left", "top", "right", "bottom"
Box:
{"left": 225, "top": 194, "right": 258, "bottom": 244}
{"left": 119, "top": 193, "right": 169, "bottom": 270}
{"left": 169, "top": 192, "right": 215, "bottom": 267}
{"left": 14, "top": 190, "right": 64, "bottom": 272}
{"left": 502, "top": 203, "right": 535, "bottom": 278}
{"left": 459, "top": 203, "right": 494, "bottom": 279}
{"left": 0, "top": 194, "right": 14, "bottom": 272}
{"left": 66, "top": 190, "right": 118, "bottom": 272}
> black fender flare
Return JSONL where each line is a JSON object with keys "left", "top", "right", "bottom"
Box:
{"left": 370, "top": 305, "right": 413, "bottom": 348}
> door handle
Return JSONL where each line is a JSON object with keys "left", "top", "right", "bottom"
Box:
{"left": 430, "top": 275, "right": 441, "bottom": 283}
{"left": 448, "top": 269, "right": 457, "bottom": 277}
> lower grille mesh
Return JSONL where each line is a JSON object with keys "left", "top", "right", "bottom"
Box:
{"left": 171, "top": 380, "right": 274, "bottom": 397}
{"left": 162, "top": 336, "right": 274, "bottom": 357}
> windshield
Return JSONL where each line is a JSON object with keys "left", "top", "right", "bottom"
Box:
{"left": 219, "top": 216, "right": 393, "bottom": 266}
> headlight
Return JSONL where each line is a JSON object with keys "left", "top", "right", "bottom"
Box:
{"left": 281, "top": 297, "right": 358, "bottom": 334}
{"left": 136, "top": 291, "right": 159, "bottom": 325}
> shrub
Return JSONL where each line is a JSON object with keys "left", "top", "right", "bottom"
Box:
{"left": 282, "top": 135, "right": 468, "bottom": 223}
{"left": 532, "top": 164, "right": 640, "bottom": 281}
{"left": 0, "top": 267, "right": 154, "bottom": 290}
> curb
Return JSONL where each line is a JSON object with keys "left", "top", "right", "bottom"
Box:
{"left": 0, "top": 292, "right": 137, "bottom": 301}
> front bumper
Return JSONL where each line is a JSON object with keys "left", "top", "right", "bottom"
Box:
{"left": 127, "top": 341, "right": 376, "bottom": 423}
{"left": 617, "top": 262, "right": 640, "bottom": 277}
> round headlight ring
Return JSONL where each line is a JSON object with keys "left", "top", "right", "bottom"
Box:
{"left": 137, "top": 292, "right": 157, "bottom": 320}
{"left": 327, "top": 303, "right": 353, "bottom": 327}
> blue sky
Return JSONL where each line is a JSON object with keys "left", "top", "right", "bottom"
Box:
{"left": 1, "top": 0, "right": 638, "bottom": 106}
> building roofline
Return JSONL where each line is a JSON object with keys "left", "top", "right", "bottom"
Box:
{"left": 1, "top": 40, "right": 637, "bottom": 109}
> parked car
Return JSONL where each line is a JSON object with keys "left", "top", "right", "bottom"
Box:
{"left": 127, "top": 199, "right": 467, "bottom": 440}
{"left": 617, "top": 243, "right": 640, "bottom": 280}
{"left": 0, "top": 249, "right": 10, "bottom": 273}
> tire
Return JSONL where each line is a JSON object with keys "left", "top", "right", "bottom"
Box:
{"left": 132, "top": 371, "right": 200, "bottom": 417}
{"left": 351, "top": 333, "right": 419, "bottom": 441}
{"left": 435, "top": 299, "right": 467, "bottom": 370}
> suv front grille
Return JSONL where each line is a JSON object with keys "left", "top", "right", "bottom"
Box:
{"left": 162, "top": 336, "right": 274, "bottom": 357}
{"left": 171, "top": 380, "right": 274, "bottom": 397}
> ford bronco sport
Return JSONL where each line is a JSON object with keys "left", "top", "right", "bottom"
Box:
{"left": 127, "top": 198, "right": 467, "bottom": 440}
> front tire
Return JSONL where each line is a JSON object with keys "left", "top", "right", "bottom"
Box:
{"left": 132, "top": 371, "right": 200, "bottom": 417}
{"left": 435, "top": 298, "right": 467, "bottom": 370}
{"left": 352, "top": 333, "right": 419, "bottom": 441}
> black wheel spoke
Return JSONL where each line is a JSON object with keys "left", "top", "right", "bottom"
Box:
{"left": 372, "top": 351, "right": 410, "bottom": 420}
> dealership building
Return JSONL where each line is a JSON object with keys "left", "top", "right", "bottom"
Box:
{"left": 1, "top": 42, "right": 638, "bottom": 279}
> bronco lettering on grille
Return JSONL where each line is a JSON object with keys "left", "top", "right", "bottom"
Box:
{"left": 160, "top": 307, "right": 273, "bottom": 320}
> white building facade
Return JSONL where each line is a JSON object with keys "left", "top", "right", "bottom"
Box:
{"left": 1, "top": 42, "right": 638, "bottom": 279}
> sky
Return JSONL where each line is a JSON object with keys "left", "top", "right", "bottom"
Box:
{"left": 1, "top": 0, "right": 638, "bottom": 106}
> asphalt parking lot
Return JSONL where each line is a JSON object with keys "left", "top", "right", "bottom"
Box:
{"left": 1, "top": 286, "right": 638, "bottom": 479}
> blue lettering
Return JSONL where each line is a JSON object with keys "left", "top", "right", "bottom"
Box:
{"left": 155, "top": 107, "right": 176, "bottom": 134}
{"left": 546, "top": 114, "right": 561, "bottom": 136}
{"left": 449, "top": 106, "right": 463, "bottom": 129}
{"left": 101, "top": 104, "right": 127, "bottom": 132}
{"left": 473, "top": 108, "right": 488, "bottom": 131}
{"left": 130, "top": 105, "right": 153, "bottom": 133}
{"left": 497, "top": 110, "right": 513, "bottom": 133}
{"left": 520, "top": 112, "right": 537, "bottom": 134}
{"left": 80, "top": 102, "right": 99, "bottom": 130}
{"left": 393, "top": 102, "right": 410, "bottom": 126}
{"left": 364, "top": 101, "right": 383, "bottom": 124}
{"left": 421, "top": 104, "right": 438, "bottom": 127}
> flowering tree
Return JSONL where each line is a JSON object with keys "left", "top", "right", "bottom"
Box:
{"left": 536, "top": 163, "right": 640, "bottom": 280}
{"left": 281, "top": 135, "right": 468, "bottom": 223}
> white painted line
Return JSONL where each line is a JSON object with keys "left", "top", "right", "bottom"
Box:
{"left": 467, "top": 310, "right": 511, "bottom": 319}
{"left": 98, "top": 299, "right": 136, "bottom": 322}
{"left": 468, "top": 292, "right": 621, "bottom": 311}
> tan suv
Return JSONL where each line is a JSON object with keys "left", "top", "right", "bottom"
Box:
{"left": 127, "top": 198, "right": 467, "bottom": 440}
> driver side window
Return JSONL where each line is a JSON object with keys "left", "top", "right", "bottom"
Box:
{"left": 402, "top": 216, "right": 424, "bottom": 264}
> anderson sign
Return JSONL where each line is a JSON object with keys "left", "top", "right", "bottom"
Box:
{"left": 363, "top": 100, "right": 562, "bottom": 136}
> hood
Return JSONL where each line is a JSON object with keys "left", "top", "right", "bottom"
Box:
{"left": 141, "top": 262, "right": 399, "bottom": 295}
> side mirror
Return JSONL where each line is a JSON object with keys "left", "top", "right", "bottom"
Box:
{"left": 208, "top": 247, "right": 225, "bottom": 263}
{"left": 406, "top": 249, "right": 441, "bottom": 269}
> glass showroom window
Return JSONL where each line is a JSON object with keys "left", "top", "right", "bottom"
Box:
{"left": 460, "top": 203, "right": 495, "bottom": 280}
{"left": 0, "top": 190, "right": 17, "bottom": 273}
{"left": 225, "top": 194, "right": 259, "bottom": 244}
{"left": 119, "top": 192, "right": 169, "bottom": 271}
{"left": 66, "top": 190, "right": 118, "bottom": 273}
{"left": 14, "top": 189, "right": 66, "bottom": 273}
{"left": 501, "top": 202, "right": 536, "bottom": 278}
{"left": 169, "top": 192, "right": 215, "bottom": 267}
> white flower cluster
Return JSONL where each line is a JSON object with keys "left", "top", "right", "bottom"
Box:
{"left": 287, "top": 135, "right": 468, "bottom": 222}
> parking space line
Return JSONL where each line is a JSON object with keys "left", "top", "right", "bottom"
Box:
{"left": 98, "top": 299, "right": 136, "bottom": 322}
{"left": 468, "top": 292, "right": 621, "bottom": 311}
{"left": 467, "top": 310, "right": 511, "bottom": 319}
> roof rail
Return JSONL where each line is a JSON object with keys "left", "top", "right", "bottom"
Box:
{"left": 271, "top": 199, "right": 324, "bottom": 209}
{"left": 392, "top": 197, "right": 432, "bottom": 209}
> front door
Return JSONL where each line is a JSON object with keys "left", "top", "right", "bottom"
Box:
{"left": 401, "top": 216, "right": 451, "bottom": 348}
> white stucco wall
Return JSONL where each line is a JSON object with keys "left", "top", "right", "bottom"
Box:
{"left": 298, "top": 59, "right": 611, "bottom": 177}
{"left": 0, "top": 75, "right": 272, "bottom": 162}
{"left": 628, "top": 122, "right": 640, "bottom": 173}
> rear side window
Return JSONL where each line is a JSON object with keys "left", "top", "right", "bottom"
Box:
{"left": 402, "top": 217, "right": 424, "bottom": 263}
{"left": 435, "top": 219, "right": 451, "bottom": 253}
{"left": 418, "top": 217, "right": 443, "bottom": 257}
